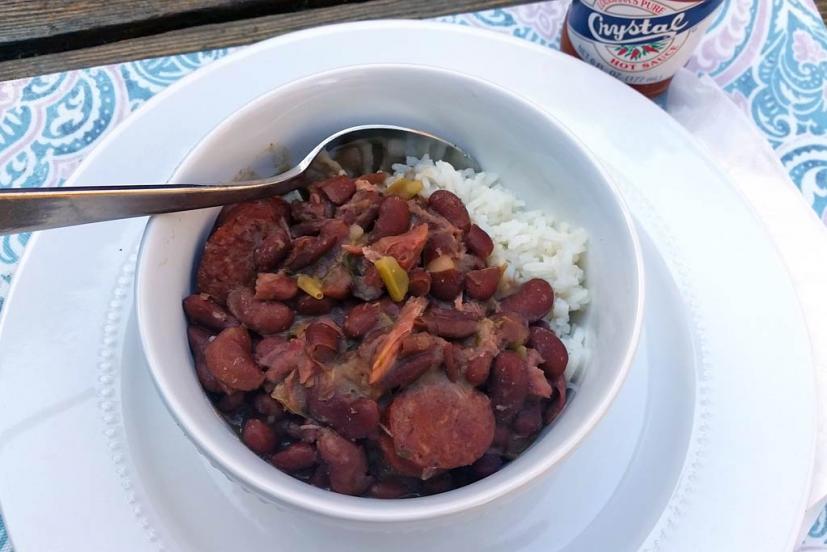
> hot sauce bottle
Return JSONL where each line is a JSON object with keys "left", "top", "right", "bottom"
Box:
{"left": 560, "top": 0, "right": 724, "bottom": 97}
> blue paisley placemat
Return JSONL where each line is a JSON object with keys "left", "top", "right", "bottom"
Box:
{"left": 1, "top": 1, "right": 826, "bottom": 549}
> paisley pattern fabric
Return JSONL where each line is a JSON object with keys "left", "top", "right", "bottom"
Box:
{"left": 1, "top": 2, "right": 826, "bottom": 549}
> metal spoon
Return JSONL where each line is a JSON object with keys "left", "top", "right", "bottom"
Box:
{"left": 0, "top": 125, "right": 481, "bottom": 235}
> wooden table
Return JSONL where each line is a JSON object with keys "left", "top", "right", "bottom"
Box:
{"left": 0, "top": 0, "right": 535, "bottom": 80}
{"left": 3, "top": 0, "right": 825, "bottom": 81}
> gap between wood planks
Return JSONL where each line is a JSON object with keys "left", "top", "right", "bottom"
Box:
{"left": 0, "top": 1, "right": 368, "bottom": 58}
{"left": 0, "top": 0, "right": 533, "bottom": 80}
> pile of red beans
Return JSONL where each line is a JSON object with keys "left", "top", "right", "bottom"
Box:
{"left": 183, "top": 172, "right": 570, "bottom": 498}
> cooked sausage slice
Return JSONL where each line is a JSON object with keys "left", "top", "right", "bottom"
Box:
{"left": 196, "top": 201, "right": 289, "bottom": 302}
{"left": 388, "top": 376, "right": 494, "bottom": 472}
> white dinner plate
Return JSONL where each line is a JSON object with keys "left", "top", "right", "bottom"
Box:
{"left": 0, "top": 21, "right": 817, "bottom": 552}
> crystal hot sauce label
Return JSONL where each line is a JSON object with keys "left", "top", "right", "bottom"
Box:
{"left": 565, "top": 0, "right": 723, "bottom": 86}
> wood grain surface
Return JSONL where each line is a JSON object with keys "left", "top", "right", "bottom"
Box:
{"left": 2, "top": 0, "right": 824, "bottom": 81}
{"left": 0, "top": 0, "right": 531, "bottom": 80}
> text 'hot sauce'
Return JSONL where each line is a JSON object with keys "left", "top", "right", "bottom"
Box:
{"left": 561, "top": 0, "right": 724, "bottom": 97}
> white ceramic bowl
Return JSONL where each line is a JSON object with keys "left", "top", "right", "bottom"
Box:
{"left": 136, "top": 64, "right": 644, "bottom": 525}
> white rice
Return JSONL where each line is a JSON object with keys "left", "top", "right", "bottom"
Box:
{"left": 388, "top": 156, "right": 589, "bottom": 379}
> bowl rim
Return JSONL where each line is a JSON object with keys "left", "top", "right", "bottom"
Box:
{"left": 136, "top": 62, "right": 645, "bottom": 523}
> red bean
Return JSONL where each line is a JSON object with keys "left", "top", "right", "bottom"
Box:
{"left": 242, "top": 419, "right": 278, "bottom": 454}
{"left": 304, "top": 320, "right": 342, "bottom": 363}
{"left": 317, "top": 429, "right": 372, "bottom": 496}
{"left": 489, "top": 351, "right": 528, "bottom": 423}
{"left": 255, "top": 273, "right": 298, "bottom": 301}
{"left": 374, "top": 196, "right": 411, "bottom": 238}
{"left": 343, "top": 302, "right": 381, "bottom": 338}
{"left": 183, "top": 294, "right": 239, "bottom": 330}
{"left": 380, "top": 348, "right": 442, "bottom": 390}
{"left": 428, "top": 190, "right": 470, "bottom": 231}
{"left": 318, "top": 176, "right": 356, "bottom": 205}
{"left": 296, "top": 295, "right": 335, "bottom": 315}
{"left": 227, "top": 287, "right": 294, "bottom": 335}
{"left": 544, "top": 375, "right": 568, "bottom": 425}
{"left": 290, "top": 219, "right": 327, "bottom": 238}
{"left": 306, "top": 390, "right": 379, "bottom": 440}
{"left": 513, "top": 400, "right": 543, "bottom": 437}
{"left": 205, "top": 326, "right": 264, "bottom": 391}
{"left": 430, "top": 269, "right": 464, "bottom": 301}
{"left": 500, "top": 279, "right": 554, "bottom": 322}
{"left": 464, "top": 267, "right": 501, "bottom": 301}
{"left": 465, "top": 224, "right": 494, "bottom": 259}
{"left": 528, "top": 327, "right": 569, "bottom": 378}
{"left": 217, "top": 391, "right": 246, "bottom": 412}
{"left": 321, "top": 264, "right": 352, "bottom": 300}
{"left": 421, "top": 307, "right": 479, "bottom": 339}
{"left": 492, "top": 425, "right": 511, "bottom": 450}
{"left": 465, "top": 351, "right": 494, "bottom": 387}
{"left": 422, "top": 473, "right": 454, "bottom": 495}
{"left": 442, "top": 342, "right": 462, "bottom": 382}
{"left": 252, "top": 392, "right": 285, "bottom": 419}
{"left": 369, "top": 479, "right": 411, "bottom": 499}
{"left": 281, "top": 420, "right": 307, "bottom": 441}
{"left": 408, "top": 268, "right": 431, "bottom": 297}
{"left": 254, "top": 225, "right": 291, "bottom": 271}
{"left": 309, "top": 464, "right": 330, "bottom": 489}
{"left": 187, "top": 326, "right": 223, "bottom": 393}
{"left": 283, "top": 219, "right": 346, "bottom": 272}
{"left": 388, "top": 377, "right": 495, "bottom": 471}
{"left": 271, "top": 442, "right": 317, "bottom": 472}
{"left": 359, "top": 172, "right": 387, "bottom": 185}
{"left": 283, "top": 235, "right": 335, "bottom": 272}
{"left": 471, "top": 453, "right": 503, "bottom": 479}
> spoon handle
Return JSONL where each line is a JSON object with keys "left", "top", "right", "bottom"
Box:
{"left": 0, "top": 167, "right": 304, "bottom": 235}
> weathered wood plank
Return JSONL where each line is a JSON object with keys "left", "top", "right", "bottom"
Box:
{"left": 0, "top": 1, "right": 290, "bottom": 44}
{"left": 817, "top": 0, "right": 827, "bottom": 23}
{"left": 0, "top": 1, "right": 365, "bottom": 59}
{"left": 0, "top": 0, "right": 532, "bottom": 80}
